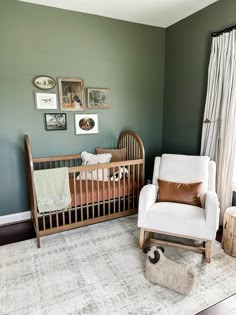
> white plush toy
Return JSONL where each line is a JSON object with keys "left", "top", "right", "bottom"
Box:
{"left": 143, "top": 246, "right": 195, "bottom": 295}
{"left": 110, "top": 167, "right": 128, "bottom": 181}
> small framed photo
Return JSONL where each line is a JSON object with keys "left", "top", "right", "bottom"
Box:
{"left": 58, "top": 77, "right": 85, "bottom": 111}
{"left": 87, "top": 88, "right": 110, "bottom": 108}
{"left": 45, "top": 113, "right": 67, "bottom": 131}
{"left": 75, "top": 114, "right": 98, "bottom": 135}
{"left": 35, "top": 92, "right": 57, "bottom": 110}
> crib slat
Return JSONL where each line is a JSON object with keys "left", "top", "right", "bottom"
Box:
{"left": 91, "top": 172, "right": 95, "bottom": 219}
{"left": 62, "top": 208, "right": 65, "bottom": 226}
{"left": 73, "top": 174, "right": 77, "bottom": 223}
{"left": 137, "top": 164, "right": 140, "bottom": 201}
{"left": 112, "top": 167, "right": 115, "bottom": 213}
{"left": 123, "top": 166, "right": 125, "bottom": 210}
{"left": 79, "top": 178, "right": 83, "bottom": 222}
{"left": 69, "top": 201, "right": 72, "bottom": 225}
{"left": 97, "top": 172, "right": 100, "bottom": 217}
{"left": 56, "top": 210, "right": 59, "bottom": 227}
{"left": 102, "top": 170, "right": 105, "bottom": 216}
{"left": 128, "top": 165, "right": 130, "bottom": 210}
{"left": 107, "top": 169, "right": 111, "bottom": 215}
{"left": 42, "top": 212, "right": 46, "bottom": 230}
{"left": 49, "top": 212, "right": 52, "bottom": 229}
{"left": 132, "top": 164, "right": 135, "bottom": 208}
{"left": 118, "top": 166, "right": 121, "bottom": 212}
{"left": 85, "top": 172, "right": 89, "bottom": 220}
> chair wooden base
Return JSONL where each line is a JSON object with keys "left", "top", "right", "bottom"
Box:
{"left": 139, "top": 228, "right": 212, "bottom": 263}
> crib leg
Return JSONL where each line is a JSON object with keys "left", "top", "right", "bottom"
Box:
{"left": 36, "top": 233, "right": 41, "bottom": 248}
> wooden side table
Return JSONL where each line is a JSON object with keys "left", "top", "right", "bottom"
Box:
{"left": 222, "top": 207, "right": 236, "bottom": 257}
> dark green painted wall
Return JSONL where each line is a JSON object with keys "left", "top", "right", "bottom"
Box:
{"left": 163, "top": 0, "right": 236, "bottom": 154}
{"left": 0, "top": 0, "right": 165, "bottom": 215}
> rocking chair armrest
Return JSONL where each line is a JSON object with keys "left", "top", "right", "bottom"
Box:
{"left": 205, "top": 191, "right": 220, "bottom": 239}
{"left": 138, "top": 184, "right": 158, "bottom": 227}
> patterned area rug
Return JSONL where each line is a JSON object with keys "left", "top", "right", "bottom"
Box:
{"left": 0, "top": 215, "right": 236, "bottom": 315}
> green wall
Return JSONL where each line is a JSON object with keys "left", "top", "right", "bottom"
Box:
{"left": 0, "top": 0, "right": 165, "bottom": 215}
{"left": 163, "top": 0, "right": 236, "bottom": 154}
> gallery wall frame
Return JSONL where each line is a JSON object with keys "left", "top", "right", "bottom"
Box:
{"left": 58, "top": 77, "right": 85, "bottom": 111}
{"left": 44, "top": 113, "right": 67, "bottom": 131}
{"left": 35, "top": 92, "right": 57, "bottom": 110}
{"left": 87, "top": 88, "right": 110, "bottom": 108}
{"left": 33, "top": 75, "right": 56, "bottom": 90}
{"left": 75, "top": 114, "right": 98, "bottom": 135}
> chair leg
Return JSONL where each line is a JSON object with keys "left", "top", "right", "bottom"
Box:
{"left": 205, "top": 240, "right": 212, "bottom": 263}
{"left": 139, "top": 228, "right": 145, "bottom": 249}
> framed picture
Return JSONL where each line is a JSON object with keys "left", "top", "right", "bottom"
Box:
{"left": 58, "top": 77, "right": 85, "bottom": 111}
{"left": 44, "top": 113, "right": 67, "bottom": 131}
{"left": 75, "top": 114, "right": 98, "bottom": 135}
{"left": 35, "top": 92, "right": 57, "bottom": 110}
{"left": 33, "top": 75, "right": 56, "bottom": 90}
{"left": 87, "top": 88, "right": 110, "bottom": 108}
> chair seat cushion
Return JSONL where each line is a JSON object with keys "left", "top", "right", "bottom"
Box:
{"left": 145, "top": 202, "right": 207, "bottom": 239}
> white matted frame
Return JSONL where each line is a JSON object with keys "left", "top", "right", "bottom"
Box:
{"left": 75, "top": 114, "right": 98, "bottom": 135}
{"left": 35, "top": 92, "right": 57, "bottom": 110}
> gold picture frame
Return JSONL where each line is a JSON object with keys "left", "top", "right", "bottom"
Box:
{"left": 58, "top": 77, "right": 85, "bottom": 111}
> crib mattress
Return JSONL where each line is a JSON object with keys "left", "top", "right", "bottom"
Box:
{"left": 70, "top": 178, "right": 138, "bottom": 207}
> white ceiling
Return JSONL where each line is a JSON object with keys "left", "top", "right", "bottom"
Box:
{"left": 18, "top": 0, "right": 219, "bottom": 28}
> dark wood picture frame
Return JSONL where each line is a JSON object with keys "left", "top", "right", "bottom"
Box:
{"left": 44, "top": 113, "right": 67, "bottom": 131}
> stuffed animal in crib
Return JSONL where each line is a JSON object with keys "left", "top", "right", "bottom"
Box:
{"left": 110, "top": 167, "right": 128, "bottom": 181}
{"left": 143, "top": 245, "right": 195, "bottom": 295}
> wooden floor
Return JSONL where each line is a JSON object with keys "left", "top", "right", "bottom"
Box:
{"left": 0, "top": 222, "right": 235, "bottom": 313}
{"left": 196, "top": 293, "right": 236, "bottom": 315}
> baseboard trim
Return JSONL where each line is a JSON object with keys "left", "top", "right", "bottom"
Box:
{"left": 0, "top": 211, "right": 31, "bottom": 226}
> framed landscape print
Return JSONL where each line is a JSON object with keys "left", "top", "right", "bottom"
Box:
{"left": 45, "top": 113, "right": 67, "bottom": 131}
{"left": 87, "top": 88, "right": 110, "bottom": 108}
{"left": 35, "top": 92, "right": 57, "bottom": 110}
{"left": 75, "top": 114, "right": 98, "bottom": 135}
{"left": 58, "top": 77, "right": 85, "bottom": 111}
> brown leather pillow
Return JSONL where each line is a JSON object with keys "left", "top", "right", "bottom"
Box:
{"left": 95, "top": 147, "right": 126, "bottom": 162}
{"left": 157, "top": 179, "right": 202, "bottom": 207}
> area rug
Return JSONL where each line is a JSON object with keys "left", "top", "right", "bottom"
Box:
{"left": 0, "top": 215, "right": 236, "bottom": 315}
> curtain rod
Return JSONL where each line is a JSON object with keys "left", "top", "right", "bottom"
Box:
{"left": 212, "top": 24, "right": 236, "bottom": 37}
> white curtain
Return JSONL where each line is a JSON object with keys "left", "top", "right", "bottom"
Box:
{"left": 201, "top": 30, "right": 236, "bottom": 223}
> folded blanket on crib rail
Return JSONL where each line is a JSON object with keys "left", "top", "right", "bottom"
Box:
{"left": 33, "top": 167, "right": 71, "bottom": 213}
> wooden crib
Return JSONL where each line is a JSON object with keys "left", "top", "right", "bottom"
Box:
{"left": 25, "top": 130, "right": 145, "bottom": 247}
